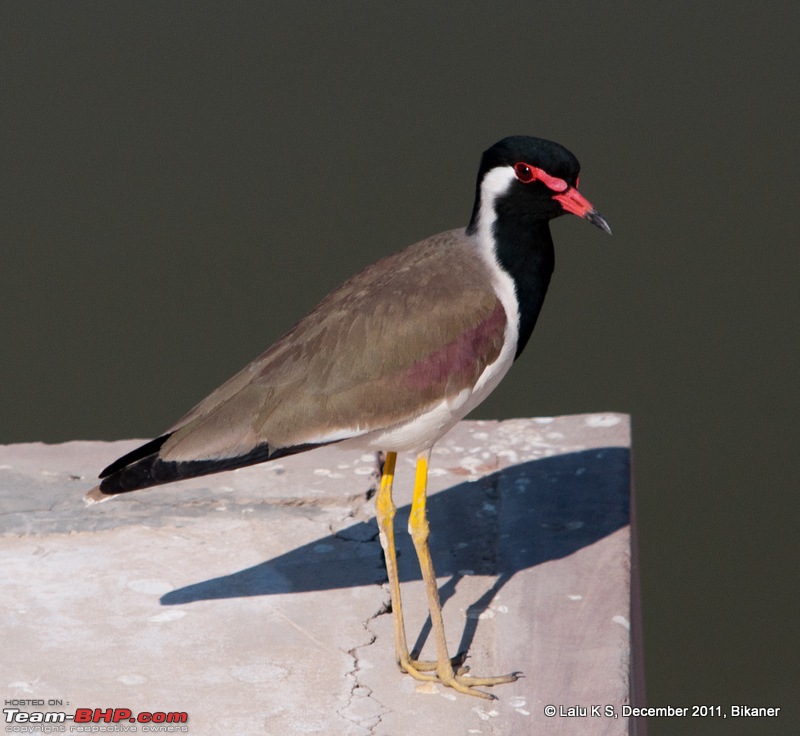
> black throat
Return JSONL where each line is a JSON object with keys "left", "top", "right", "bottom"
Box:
{"left": 490, "top": 217, "right": 555, "bottom": 359}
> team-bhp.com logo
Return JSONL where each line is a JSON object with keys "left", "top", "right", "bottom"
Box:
{"left": 4, "top": 707, "right": 188, "bottom": 731}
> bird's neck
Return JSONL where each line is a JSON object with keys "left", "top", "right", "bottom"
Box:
{"left": 492, "top": 219, "right": 555, "bottom": 359}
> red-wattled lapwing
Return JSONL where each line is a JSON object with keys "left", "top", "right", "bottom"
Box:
{"left": 86, "top": 135, "right": 611, "bottom": 698}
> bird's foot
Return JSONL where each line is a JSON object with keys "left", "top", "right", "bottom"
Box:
{"left": 435, "top": 670, "right": 521, "bottom": 700}
{"left": 398, "top": 654, "right": 520, "bottom": 699}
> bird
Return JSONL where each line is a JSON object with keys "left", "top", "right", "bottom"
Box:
{"left": 86, "top": 135, "right": 611, "bottom": 699}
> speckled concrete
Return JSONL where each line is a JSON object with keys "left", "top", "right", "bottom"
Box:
{"left": 1, "top": 415, "right": 638, "bottom": 735}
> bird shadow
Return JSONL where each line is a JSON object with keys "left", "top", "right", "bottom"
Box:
{"left": 161, "top": 447, "right": 629, "bottom": 655}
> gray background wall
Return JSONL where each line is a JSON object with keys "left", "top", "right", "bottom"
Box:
{"left": 2, "top": 3, "right": 797, "bottom": 732}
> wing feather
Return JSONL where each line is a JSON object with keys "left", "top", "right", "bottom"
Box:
{"left": 160, "top": 230, "right": 507, "bottom": 462}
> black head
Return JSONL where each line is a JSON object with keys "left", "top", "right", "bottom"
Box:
{"left": 467, "top": 135, "right": 611, "bottom": 234}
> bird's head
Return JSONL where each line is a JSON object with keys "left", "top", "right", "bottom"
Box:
{"left": 468, "top": 135, "right": 612, "bottom": 236}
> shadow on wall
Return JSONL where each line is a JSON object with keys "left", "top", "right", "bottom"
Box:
{"left": 161, "top": 446, "right": 630, "bottom": 602}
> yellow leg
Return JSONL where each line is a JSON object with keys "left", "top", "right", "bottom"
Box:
{"left": 375, "top": 452, "right": 431, "bottom": 678}
{"left": 408, "top": 450, "right": 520, "bottom": 699}
{"left": 375, "top": 451, "right": 461, "bottom": 680}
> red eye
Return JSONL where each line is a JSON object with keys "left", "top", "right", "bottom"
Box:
{"left": 514, "top": 162, "right": 536, "bottom": 183}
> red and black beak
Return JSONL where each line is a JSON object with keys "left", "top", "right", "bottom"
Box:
{"left": 554, "top": 187, "right": 612, "bottom": 235}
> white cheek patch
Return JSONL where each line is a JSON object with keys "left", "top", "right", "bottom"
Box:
{"left": 475, "top": 166, "right": 516, "bottom": 249}
{"left": 470, "top": 165, "right": 520, "bottom": 404}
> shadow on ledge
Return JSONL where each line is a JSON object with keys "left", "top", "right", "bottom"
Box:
{"left": 161, "top": 447, "right": 629, "bottom": 608}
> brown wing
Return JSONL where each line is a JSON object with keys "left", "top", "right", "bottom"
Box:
{"left": 159, "top": 229, "right": 507, "bottom": 462}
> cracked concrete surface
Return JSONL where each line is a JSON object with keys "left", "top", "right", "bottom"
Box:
{"left": 1, "top": 415, "right": 636, "bottom": 735}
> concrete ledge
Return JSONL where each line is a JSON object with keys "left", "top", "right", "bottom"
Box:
{"left": 1, "top": 414, "right": 642, "bottom": 735}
